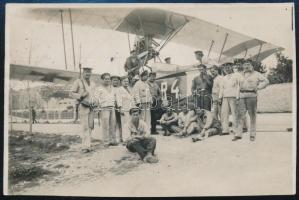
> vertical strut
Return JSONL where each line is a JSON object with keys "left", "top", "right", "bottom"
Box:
{"left": 69, "top": 9, "right": 76, "bottom": 70}
{"left": 218, "top": 33, "right": 229, "bottom": 63}
{"left": 256, "top": 43, "right": 263, "bottom": 62}
{"left": 60, "top": 10, "right": 68, "bottom": 70}
{"left": 207, "top": 40, "right": 214, "bottom": 58}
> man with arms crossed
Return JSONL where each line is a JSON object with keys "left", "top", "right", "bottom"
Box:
{"left": 233, "top": 60, "right": 269, "bottom": 141}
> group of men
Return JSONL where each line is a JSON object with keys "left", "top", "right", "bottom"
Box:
{"left": 189, "top": 51, "right": 269, "bottom": 142}
{"left": 70, "top": 49, "right": 269, "bottom": 163}
{"left": 70, "top": 66, "right": 161, "bottom": 163}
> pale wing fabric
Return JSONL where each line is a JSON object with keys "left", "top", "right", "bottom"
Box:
{"left": 17, "top": 7, "right": 284, "bottom": 62}
{"left": 171, "top": 14, "right": 283, "bottom": 61}
{"left": 9, "top": 64, "right": 102, "bottom": 84}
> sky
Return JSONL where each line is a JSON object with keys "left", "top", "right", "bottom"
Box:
{"left": 7, "top": 3, "right": 295, "bottom": 89}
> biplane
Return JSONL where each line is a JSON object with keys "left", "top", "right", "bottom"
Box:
{"left": 9, "top": 6, "right": 284, "bottom": 105}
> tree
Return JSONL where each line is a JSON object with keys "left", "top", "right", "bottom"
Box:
{"left": 267, "top": 53, "right": 293, "bottom": 84}
{"left": 233, "top": 58, "right": 267, "bottom": 74}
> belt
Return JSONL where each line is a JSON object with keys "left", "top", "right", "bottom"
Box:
{"left": 240, "top": 89, "right": 256, "bottom": 93}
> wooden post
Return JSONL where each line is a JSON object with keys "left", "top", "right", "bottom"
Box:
{"left": 10, "top": 88, "right": 13, "bottom": 131}
{"left": 27, "top": 81, "right": 32, "bottom": 134}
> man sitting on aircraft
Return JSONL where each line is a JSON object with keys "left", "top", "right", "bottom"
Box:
{"left": 191, "top": 64, "right": 213, "bottom": 111}
{"left": 70, "top": 67, "right": 97, "bottom": 153}
{"left": 158, "top": 106, "right": 178, "bottom": 136}
{"left": 125, "top": 107, "right": 158, "bottom": 163}
{"left": 124, "top": 50, "right": 142, "bottom": 81}
{"left": 164, "top": 57, "right": 171, "bottom": 64}
{"left": 194, "top": 50, "right": 204, "bottom": 64}
{"left": 192, "top": 109, "right": 222, "bottom": 142}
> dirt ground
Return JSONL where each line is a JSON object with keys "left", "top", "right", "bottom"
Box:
{"left": 7, "top": 113, "right": 295, "bottom": 196}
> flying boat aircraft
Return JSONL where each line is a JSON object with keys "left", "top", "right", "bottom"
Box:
{"left": 9, "top": 6, "right": 284, "bottom": 106}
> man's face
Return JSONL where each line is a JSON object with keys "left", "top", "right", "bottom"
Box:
{"left": 195, "top": 53, "right": 203, "bottom": 61}
{"left": 140, "top": 73, "right": 149, "bottom": 81}
{"left": 149, "top": 74, "right": 156, "bottom": 82}
{"left": 122, "top": 78, "right": 129, "bottom": 87}
{"left": 224, "top": 66, "right": 232, "bottom": 75}
{"left": 233, "top": 65, "right": 239, "bottom": 73}
{"left": 83, "top": 71, "right": 92, "bottom": 80}
{"left": 112, "top": 78, "right": 119, "bottom": 87}
{"left": 131, "top": 111, "right": 140, "bottom": 121}
{"left": 210, "top": 68, "right": 218, "bottom": 77}
{"left": 103, "top": 75, "right": 111, "bottom": 86}
{"left": 243, "top": 62, "right": 253, "bottom": 72}
{"left": 198, "top": 67, "right": 206, "bottom": 75}
{"left": 166, "top": 108, "right": 173, "bottom": 115}
{"left": 182, "top": 106, "right": 188, "bottom": 113}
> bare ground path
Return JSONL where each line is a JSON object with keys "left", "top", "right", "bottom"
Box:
{"left": 8, "top": 113, "right": 295, "bottom": 196}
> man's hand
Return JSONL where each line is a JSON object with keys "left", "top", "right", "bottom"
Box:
{"left": 81, "top": 91, "right": 89, "bottom": 98}
{"left": 236, "top": 98, "right": 240, "bottom": 105}
{"left": 200, "top": 129, "right": 206, "bottom": 137}
{"left": 218, "top": 98, "right": 223, "bottom": 105}
{"left": 119, "top": 107, "right": 125, "bottom": 115}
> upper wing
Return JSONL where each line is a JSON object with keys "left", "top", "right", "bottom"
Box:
{"left": 14, "top": 6, "right": 284, "bottom": 62}
{"left": 10, "top": 64, "right": 102, "bottom": 84}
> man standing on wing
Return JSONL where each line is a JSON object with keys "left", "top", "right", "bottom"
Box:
{"left": 233, "top": 60, "right": 269, "bottom": 141}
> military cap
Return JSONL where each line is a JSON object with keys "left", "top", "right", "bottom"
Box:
{"left": 194, "top": 50, "right": 204, "bottom": 56}
{"left": 82, "top": 67, "right": 93, "bottom": 72}
{"left": 101, "top": 72, "right": 111, "bottom": 80}
{"left": 129, "top": 107, "right": 141, "bottom": 115}
{"left": 110, "top": 75, "right": 121, "bottom": 80}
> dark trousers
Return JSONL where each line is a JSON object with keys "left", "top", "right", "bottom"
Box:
{"left": 151, "top": 102, "right": 162, "bottom": 133}
{"left": 161, "top": 122, "right": 179, "bottom": 134}
{"left": 194, "top": 94, "right": 212, "bottom": 111}
{"left": 115, "top": 110, "right": 122, "bottom": 141}
{"left": 126, "top": 137, "right": 156, "bottom": 160}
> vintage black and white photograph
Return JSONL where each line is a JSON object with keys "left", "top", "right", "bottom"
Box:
{"left": 4, "top": 3, "right": 296, "bottom": 196}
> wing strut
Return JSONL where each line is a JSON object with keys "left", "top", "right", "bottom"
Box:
{"left": 207, "top": 40, "right": 215, "bottom": 58}
{"left": 244, "top": 48, "right": 248, "bottom": 59}
{"left": 69, "top": 9, "right": 76, "bottom": 70}
{"left": 218, "top": 33, "right": 229, "bottom": 63}
{"left": 256, "top": 43, "right": 264, "bottom": 62}
{"left": 60, "top": 10, "right": 68, "bottom": 70}
{"left": 158, "top": 21, "right": 187, "bottom": 52}
{"left": 127, "top": 32, "right": 131, "bottom": 52}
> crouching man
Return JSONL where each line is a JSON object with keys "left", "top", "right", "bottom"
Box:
{"left": 192, "top": 109, "right": 222, "bottom": 142}
{"left": 126, "top": 107, "right": 159, "bottom": 163}
{"left": 158, "top": 106, "right": 179, "bottom": 136}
